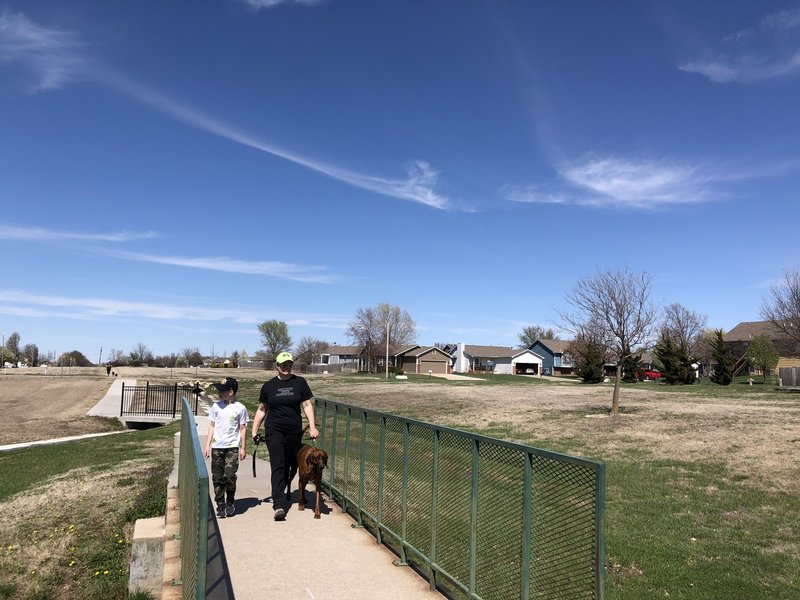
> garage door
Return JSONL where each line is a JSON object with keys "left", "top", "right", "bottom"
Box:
{"left": 420, "top": 360, "right": 448, "bottom": 374}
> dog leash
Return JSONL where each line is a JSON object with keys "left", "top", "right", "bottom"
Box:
{"left": 252, "top": 433, "right": 265, "bottom": 477}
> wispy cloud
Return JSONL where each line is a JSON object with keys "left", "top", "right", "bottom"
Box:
{"left": 0, "top": 225, "right": 158, "bottom": 242}
{"left": 679, "top": 8, "right": 800, "bottom": 83}
{"left": 101, "top": 75, "right": 450, "bottom": 209}
{"left": 504, "top": 156, "right": 712, "bottom": 209}
{"left": 240, "top": 0, "right": 326, "bottom": 9}
{"left": 0, "top": 290, "right": 346, "bottom": 327}
{"left": 0, "top": 290, "right": 249, "bottom": 322}
{"left": 0, "top": 11, "right": 450, "bottom": 210}
{"left": 501, "top": 185, "right": 567, "bottom": 205}
{"left": 106, "top": 249, "right": 339, "bottom": 284}
{"left": 0, "top": 10, "right": 89, "bottom": 91}
{"left": 560, "top": 157, "right": 710, "bottom": 207}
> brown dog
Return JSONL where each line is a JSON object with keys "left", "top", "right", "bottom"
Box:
{"left": 287, "top": 444, "right": 328, "bottom": 518}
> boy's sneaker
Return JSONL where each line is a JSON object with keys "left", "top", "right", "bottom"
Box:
{"left": 216, "top": 505, "right": 226, "bottom": 519}
{"left": 273, "top": 508, "right": 286, "bottom": 521}
{"left": 225, "top": 502, "right": 236, "bottom": 517}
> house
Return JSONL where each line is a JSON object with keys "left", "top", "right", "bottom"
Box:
{"left": 723, "top": 321, "right": 800, "bottom": 372}
{"left": 312, "top": 344, "right": 363, "bottom": 373}
{"left": 527, "top": 339, "right": 576, "bottom": 376}
{"left": 510, "top": 348, "right": 544, "bottom": 375}
{"left": 394, "top": 346, "right": 451, "bottom": 374}
{"left": 451, "top": 342, "right": 519, "bottom": 373}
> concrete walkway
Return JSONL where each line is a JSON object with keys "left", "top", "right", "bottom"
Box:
{"left": 195, "top": 414, "right": 442, "bottom": 600}
{"left": 87, "top": 377, "right": 136, "bottom": 417}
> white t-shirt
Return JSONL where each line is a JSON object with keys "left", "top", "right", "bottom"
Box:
{"left": 208, "top": 400, "right": 249, "bottom": 449}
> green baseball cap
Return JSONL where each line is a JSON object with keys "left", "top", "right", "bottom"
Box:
{"left": 275, "top": 351, "right": 294, "bottom": 364}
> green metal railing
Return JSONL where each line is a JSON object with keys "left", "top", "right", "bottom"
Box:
{"left": 315, "top": 399, "right": 605, "bottom": 600}
{"left": 178, "top": 397, "right": 209, "bottom": 600}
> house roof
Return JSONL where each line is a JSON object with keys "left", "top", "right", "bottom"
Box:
{"left": 532, "top": 339, "right": 573, "bottom": 354}
{"left": 512, "top": 349, "right": 544, "bottom": 360}
{"left": 722, "top": 321, "right": 789, "bottom": 343}
{"left": 322, "top": 345, "right": 363, "bottom": 356}
{"left": 463, "top": 345, "right": 520, "bottom": 359}
{"left": 405, "top": 346, "right": 450, "bottom": 359}
{"left": 394, "top": 344, "right": 421, "bottom": 356}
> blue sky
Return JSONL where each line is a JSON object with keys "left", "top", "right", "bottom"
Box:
{"left": 1, "top": 1, "right": 799, "bottom": 360}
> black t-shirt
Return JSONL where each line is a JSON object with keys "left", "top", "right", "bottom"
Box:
{"left": 258, "top": 374, "right": 313, "bottom": 433}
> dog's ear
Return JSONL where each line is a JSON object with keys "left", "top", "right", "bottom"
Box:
{"left": 306, "top": 453, "right": 315, "bottom": 468}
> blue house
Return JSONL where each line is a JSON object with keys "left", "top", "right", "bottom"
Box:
{"left": 528, "top": 339, "right": 575, "bottom": 376}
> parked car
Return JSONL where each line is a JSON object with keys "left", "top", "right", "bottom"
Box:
{"left": 643, "top": 370, "right": 661, "bottom": 380}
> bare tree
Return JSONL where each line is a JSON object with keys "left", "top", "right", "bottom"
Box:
{"left": 559, "top": 268, "right": 657, "bottom": 414}
{"left": 660, "top": 303, "right": 707, "bottom": 357}
{"left": 258, "top": 320, "right": 292, "bottom": 360}
{"left": 22, "top": 343, "right": 39, "bottom": 366}
{"left": 129, "top": 342, "right": 154, "bottom": 367}
{"left": 294, "top": 336, "right": 329, "bottom": 364}
{"left": 346, "top": 303, "right": 416, "bottom": 373}
{"left": 518, "top": 324, "right": 559, "bottom": 347}
{"left": 108, "top": 348, "right": 126, "bottom": 364}
{"left": 180, "top": 346, "right": 202, "bottom": 367}
{"left": 761, "top": 268, "right": 800, "bottom": 349}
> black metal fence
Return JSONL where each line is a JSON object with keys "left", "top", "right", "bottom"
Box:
{"left": 315, "top": 399, "right": 605, "bottom": 600}
{"left": 120, "top": 382, "right": 200, "bottom": 418}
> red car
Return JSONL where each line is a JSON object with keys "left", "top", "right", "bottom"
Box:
{"left": 643, "top": 370, "right": 662, "bottom": 380}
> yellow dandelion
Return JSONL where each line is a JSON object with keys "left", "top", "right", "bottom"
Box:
{"left": 94, "top": 571, "right": 100, "bottom": 576}
{"left": 69, "top": 560, "right": 75, "bottom": 567}
{"left": 31, "top": 570, "right": 36, "bottom": 575}
{"left": 103, "top": 570, "right": 109, "bottom": 575}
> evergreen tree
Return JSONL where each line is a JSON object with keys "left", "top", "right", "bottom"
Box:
{"left": 710, "top": 329, "right": 733, "bottom": 386}
{"left": 575, "top": 341, "right": 607, "bottom": 384}
{"left": 621, "top": 350, "right": 642, "bottom": 383}
{"left": 655, "top": 336, "right": 696, "bottom": 385}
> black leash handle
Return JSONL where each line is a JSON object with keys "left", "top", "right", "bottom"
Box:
{"left": 252, "top": 433, "right": 265, "bottom": 477}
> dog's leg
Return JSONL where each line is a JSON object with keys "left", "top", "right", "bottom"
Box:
{"left": 313, "top": 475, "right": 321, "bottom": 519}
{"left": 298, "top": 476, "right": 306, "bottom": 511}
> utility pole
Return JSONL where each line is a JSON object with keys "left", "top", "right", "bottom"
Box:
{"left": 98, "top": 346, "right": 103, "bottom": 367}
{"left": 385, "top": 319, "right": 390, "bottom": 380}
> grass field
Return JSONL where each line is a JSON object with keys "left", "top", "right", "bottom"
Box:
{"left": 1, "top": 368, "right": 799, "bottom": 598}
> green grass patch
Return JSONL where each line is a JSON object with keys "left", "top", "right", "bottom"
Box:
{"left": 0, "top": 424, "right": 176, "bottom": 600}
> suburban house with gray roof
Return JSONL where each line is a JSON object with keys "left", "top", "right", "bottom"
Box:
{"left": 451, "top": 343, "right": 544, "bottom": 375}
{"left": 394, "top": 345, "right": 452, "bottom": 374}
{"left": 723, "top": 321, "right": 800, "bottom": 373}
{"left": 528, "top": 339, "right": 576, "bottom": 376}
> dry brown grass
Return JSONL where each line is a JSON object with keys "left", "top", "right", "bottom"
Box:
{"left": 309, "top": 378, "right": 800, "bottom": 494}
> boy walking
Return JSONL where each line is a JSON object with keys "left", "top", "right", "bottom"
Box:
{"left": 204, "top": 377, "right": 248, "bottom": 518}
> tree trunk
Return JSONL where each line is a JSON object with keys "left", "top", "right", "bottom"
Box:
{"left": 612, "top": 364, "right": 622, "bottom": 414}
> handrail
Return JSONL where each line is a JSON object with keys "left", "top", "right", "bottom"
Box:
{"left": 315, "top": 398, "right": 605, "bottom": 600}
{"left": 178, "top": 397, "right": 209, "bottom": 600}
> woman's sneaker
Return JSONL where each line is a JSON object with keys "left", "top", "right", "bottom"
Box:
{"left": 216, "top": 505, "right": 226, "bottom": 519}
{"left": 273, "top": 508, "right": 286, "bottom": 521}
{"left": 225, "top": 502, "right": 236, "bottom": 517}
